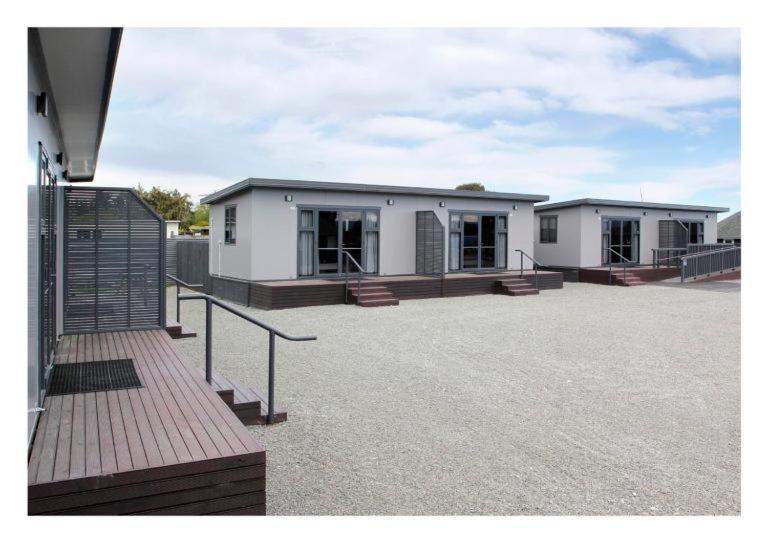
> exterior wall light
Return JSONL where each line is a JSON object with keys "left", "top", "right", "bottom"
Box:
{"left": 705, "top": 214, "right": 709, "bottom": 218}
{"left": 513, "top": 205, "right": 518, "bottom": 210}
{"left": 36, "top": 92, "right": 48, "bottom": 117}
{"left": 595, "top": 209, "right": 600, "bottom": 214}
{"left": 387, "top": 199, "right": 395, "bottom": 205}
{"left": 55, "top": 152, "right": 63, "bottom": 165}
{"left": 643, "top": 211, "right": 648, "bottom": 216}
{"left": 439, "top": 201, "right": 446, "bottom": 207}
{"left": 668, "top": 212, "right": 673, "bottom": 217}
{"left": 284, "top": 195, "right": 293, "bottom": 202}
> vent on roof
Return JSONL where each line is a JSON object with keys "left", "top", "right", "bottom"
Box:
{"left": 47, "top": 359, "right": 142, "bottom": 396}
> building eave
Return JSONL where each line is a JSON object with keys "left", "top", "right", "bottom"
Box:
{"left": 534, "top": 198, "right": 729, "bottom": 214}
{"left": 201, "top": 177, "right": 549, "bottom": 205}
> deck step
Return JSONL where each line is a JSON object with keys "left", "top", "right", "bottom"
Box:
{"left": 198, "top": 369, "right": 286, "bottom": 425}
{"left": 496, "top": 279, "right": 540, "bottom": 297}
{"left": 347, "top": 284, "right": 400, "bottom": 307}
{"left": 504, "top": 288, "right": 540, "bottom": 296}
{"left": 165, "top": 318, "right": 197, "bottom": 339}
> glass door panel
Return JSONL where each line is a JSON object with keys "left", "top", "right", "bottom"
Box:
{"left": 340, "top": 211, "right": 362, "bottom": 271}
{"left": 462, "top": 214, "right": 479, "bottom": 269}
{"left": 318, "top": 210, "right": 338, "bottom": 274}
{"left": 480, "top": 215, "right": 496, "bottom": 268}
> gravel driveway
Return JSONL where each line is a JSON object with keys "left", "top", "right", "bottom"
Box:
{"left": 170, "top": 281, "right": 740, "bottom": 515}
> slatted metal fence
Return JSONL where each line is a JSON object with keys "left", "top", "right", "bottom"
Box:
{"left": 63, "top": 187, "right": 165, "bottom": 333}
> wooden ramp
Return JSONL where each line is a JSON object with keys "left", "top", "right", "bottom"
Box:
{"left": 28, "top": 330, "right": 266, "bottom": 515}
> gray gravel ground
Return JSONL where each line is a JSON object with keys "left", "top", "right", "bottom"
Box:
{"left": 170, "top": 281, "right": 740, "bottom": 515}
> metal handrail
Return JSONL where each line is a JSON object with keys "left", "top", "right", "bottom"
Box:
{"left": 166, "top": 273, "right": 204, "bottom": 324}
{"left": 604, "top": 247, "right": 632, "bottom": 285}
{"left": 679, "top": 245, "right": 741, "bottom": 283}
{"left": 514, "top": 249, "right": 543, "bottom": 289}
{"left": 178, "top": 292, "right": 317, "bottom": 424}
{"left": 652, "top": 247, "right": 687, "bottom": 268}
{"left": 342, "top": 250, "right": 365, "bottom": 305}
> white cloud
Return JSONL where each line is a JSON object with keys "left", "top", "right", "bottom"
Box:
{"left": 660, "top": 29, "right": 740, "bottom": 61}
{"left": 572, "top": 160, "right": 741, "bottom": 204}
{"left": 95, "top": 28, "right": 740, "bottom": 210}
{"left": 110, "top": 28, "right": 739, "bottom": 130}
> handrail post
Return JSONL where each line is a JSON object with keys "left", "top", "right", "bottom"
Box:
{"left": 344, "top": 255, "right": 349, "bottom": 305}
{"left": 267, "top": 331, "right": 275, "bottom": 424}
{"left": 519, "top": 251, "right": 523, "bottom": 279}
{"left": 176, "top": 282, "right": 181, "bottom": 323}
{"left": 205, "top": 297, "right": 212, "bottom": 384}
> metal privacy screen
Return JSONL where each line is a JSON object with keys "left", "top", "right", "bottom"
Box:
{"left": 63, "top": 188, "right": 165, "bottom": 333}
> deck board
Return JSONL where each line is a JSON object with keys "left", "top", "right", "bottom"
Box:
{"left": 28, "top": 329, "right": 266, "bottom": 515}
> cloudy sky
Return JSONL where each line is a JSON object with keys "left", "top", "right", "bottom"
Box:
{"left": 96, "top": 28, "right": 740, "bottom": 211}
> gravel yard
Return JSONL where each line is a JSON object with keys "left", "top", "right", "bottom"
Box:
{"left": 170, "top": 281, "right": 740, "bottom": 515}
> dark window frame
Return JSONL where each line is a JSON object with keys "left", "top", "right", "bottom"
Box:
{"left": 295, "top": 205, "right": 381, "bottom": 278}
{"left": 539, "top": 215, "right": 558, "bottom": 244}
{"left": 448, "top": 210, "right": 508, "bottom": 272}
{"left": 224, "top": 205, "right": 237, "bottom": 245}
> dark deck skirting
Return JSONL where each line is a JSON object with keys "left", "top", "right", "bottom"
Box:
{"left": 578, "top": 266, "right": 680, "bottom": 286}
{"left": 28, "top": 330, "right": 266, "bottom": 515}
{"left": 240, "top": 270, "right": 563, "bottom": 310}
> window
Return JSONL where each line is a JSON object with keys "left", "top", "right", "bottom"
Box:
{"left": 448, "top": 211, "right": 507, "bottom": 271}
{"left": 296, "top": 207, "right": 380, "bottom": 277}
{"left": 540, "top": 215, "right": 558, "bottom": 243}
{"left": 224, "top": 205, "right": 237, "bottom": 244}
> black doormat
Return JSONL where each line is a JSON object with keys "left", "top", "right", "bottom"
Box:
{"left": 47, "top": 359, "right": 142, "bottom": 396}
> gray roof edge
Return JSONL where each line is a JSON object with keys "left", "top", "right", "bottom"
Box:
{"left": 534, "top": 198, "right": 729, "bottom": 213}
{"left": 200, "top": 178, "right": 549, "bottom": 204}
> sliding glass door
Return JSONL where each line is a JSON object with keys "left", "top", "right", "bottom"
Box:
{"left": 601, "top": 218, "right": 640, "bottom": 265}
{"left": 449, "top": 211, "right": 508, "bottom": 271}
{"left": 298, "top": 207, "right": 379, "bottom": 277}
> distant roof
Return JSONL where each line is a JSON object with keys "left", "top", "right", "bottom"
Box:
{"left": 718, "top": 211, "right": 741, "bottom": 239}
{"left": 201, "top": 178, "right": 549, "bottom": 205}
{"left": 534, "top": 198, "right": 729, "bottom": 213}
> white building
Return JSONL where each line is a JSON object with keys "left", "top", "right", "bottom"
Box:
{"left": 533, "top": 198, "right": 728, "bottom": 269}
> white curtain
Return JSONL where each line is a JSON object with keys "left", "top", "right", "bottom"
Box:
{"left": 449, "top": 232, "right": 460, "bottom": 270}
{"left": 298, "top": 231, "right": 314, "bottom": 276}
{"left": 365, "top": 231, "right": 378, "bottom": 273}
{"left": 496, "top": 233, "right": 507, "bottom": 268}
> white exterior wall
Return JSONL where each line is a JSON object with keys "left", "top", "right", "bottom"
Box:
{"left": 533, "top": 207, "right": 582, "bottom": 267}
{"left": 209, "top": 187, "right": 536, "bottom": 281}
{"left": 208, "top": 190, "right": 253, "bottom": 279}
{"left": 28, "top": 45, "right": 67, "bottom": 444}
{"left": 534, "top": 204, "right": 720, "bottom": 268}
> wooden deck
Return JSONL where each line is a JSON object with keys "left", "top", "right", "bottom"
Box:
{"left": 579, "top": 266, "right": 680, "bottom": 286}
{"left": 246, "top": 270, "right": 564, "bottom": 310}
{"left": 27, "top": 329, "right": 266, "bottom": 515}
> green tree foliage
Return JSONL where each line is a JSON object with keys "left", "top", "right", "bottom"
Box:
{"left": 190, "top": 203, "right": 209, "bottom": 226}
{"left": 136, "top": 184, "right": 194, "bottom": 232}
{"left": 455, "top": 182, "right": 486, "bottom": 191}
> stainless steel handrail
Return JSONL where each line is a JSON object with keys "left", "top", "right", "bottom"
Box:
{"left": 514, "top": 249, "right": 543, "bottom": 289}
{"left": 166, "top": 273, "right": 204, "bottom": 324}
{"left": 604, "top": 247, "right": 632, "bottom": 285}
{"left": 178, "top": 292, "right": 317, "bottom": 424}
{"left": 342, "top": 250, "right": 366, "bottom": 305}
{"left": 679, "top": 246, "right": 741, "bottom": 283}
{"left": 652, "top": 247, "right": 687, "bottom": 268}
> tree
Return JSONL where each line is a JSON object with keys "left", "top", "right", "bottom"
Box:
{"left": 456, "top": 182, "right": 486, "bottom": 191}
{"left": 136, "top": 184, "right": 193, "bottom": 232}
{"left": 190, "top": 203, "right": 209, "bottom": 226}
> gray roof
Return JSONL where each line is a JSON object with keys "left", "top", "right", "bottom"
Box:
{"left": 717, "top": 211, "right": 741, "bottom": 239}
{"left": 200, "top": 178, "right": 549, "bottom": 205}
{"left": 534, "top": 198, "right": 729, "bottom": 213}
